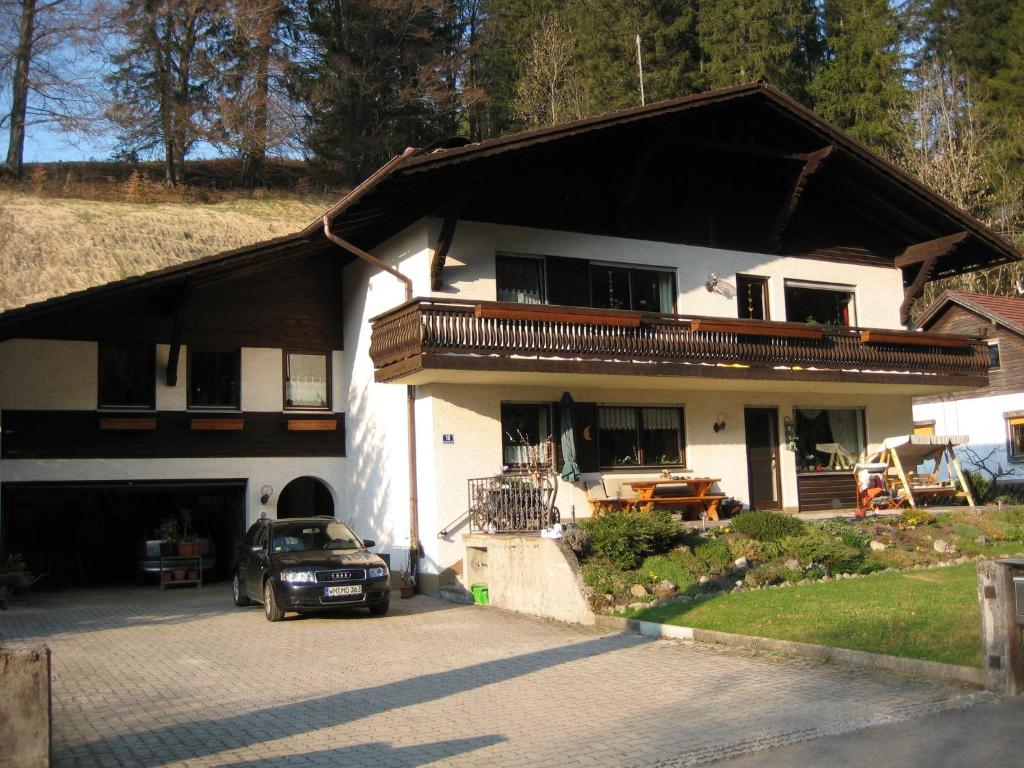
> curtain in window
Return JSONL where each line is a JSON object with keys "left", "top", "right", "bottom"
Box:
{"left": 496, "top": 259, "right": 543, "bottom": 304}
{"left": 657, "top": 273, "right": 674, "bottom": 313}
{"left": 827, "top": 409, "right": 862, "bottom": 458}
{"left": 599, "top": 407, "right": 637, "bottom": 431}
{"left": 641, "top": 407, "right": 678, "bottom": 430}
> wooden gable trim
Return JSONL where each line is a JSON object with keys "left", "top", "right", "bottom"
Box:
{"left": 768, "top": 146, "right": 832, "bottom": 251}
{"left": 429, "top": 195, "right": 464, "bottom": 291}
{"left": 898, "top": 232, "right": 969, "bottom": 325}
{"left": 165, "top": 281, "right": 193, "bottom": 387}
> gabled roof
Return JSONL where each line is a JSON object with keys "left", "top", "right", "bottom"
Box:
{"left": 918, "top": 290, "right": 1024, "bottom": 338}
{"left": 1, "top": 81, "right": 1020, "bottom": 340}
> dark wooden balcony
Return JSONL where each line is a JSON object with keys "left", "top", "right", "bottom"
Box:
{"left": 368, "top": 298, "right": 989, "bottom": 389}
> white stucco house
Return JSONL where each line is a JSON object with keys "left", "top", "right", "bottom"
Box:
{"left": 0, "top": 83, "right": 1018, "bottom": 593}
{"left": 913, "top": 291, "right": 1024, "bottom": 493}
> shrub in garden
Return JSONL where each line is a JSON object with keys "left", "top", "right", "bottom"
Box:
{"left": 581, "top": 559, "right": 654, "bottom": 596}
{"left": 819, "top": 519, "right": 870, "bottom": 549}
{"left": 642, "top": 555, "right": 698, "bottom": 592}
{"left": 731, "top": 509, "right": 805, "bottom": 540}
{"left": 694, "top": 537, "right": 732, "bottom": 573}
{"left": 727, "top": 537, "right": 766, "bottom": 563}
{"left": 900, "top": 509, "right": 936, "bottom": 527}
{"left": 562, "top": 526, "right": 591, "bottom": 556}
{"left": 744, "top": 563, "right": 801, "bottom": 588}
{"left": 780, "top": 528, "right": 863, "bottom": 573}
{"left": 581, "top": 510, "right": 680, "bottom": 569}
{"left": 667, "top": 548, "right": 709, "bottom": 579}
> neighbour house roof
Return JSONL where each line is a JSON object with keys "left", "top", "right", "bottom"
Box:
{"left": 918, "top": 291, "right": 1024, "bottom": 338}
{"left": 1, "top": 81, "right": 1019, "bottom": 341}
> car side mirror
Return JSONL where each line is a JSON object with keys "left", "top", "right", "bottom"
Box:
{"left": 363, "top": 539, "right": 375, "bottom": 549}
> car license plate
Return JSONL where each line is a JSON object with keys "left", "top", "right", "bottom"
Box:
{"left": 325, "top": 585, "right": 362, "bottom": 597}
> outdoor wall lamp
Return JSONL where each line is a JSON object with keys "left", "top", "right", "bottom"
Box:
{"left": 713, "top": 413, "right": 728, "bottom": 433}
{"left": 260, "top": 484, "right": 274, "bottom": 505}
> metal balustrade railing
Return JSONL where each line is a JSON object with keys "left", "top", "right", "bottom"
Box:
{"left": 467, "top": 472, "right": 560, "bottom": 533}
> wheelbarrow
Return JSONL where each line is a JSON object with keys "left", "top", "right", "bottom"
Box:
{"left": 0, "top": 572, "right": 47, "bottom": 609}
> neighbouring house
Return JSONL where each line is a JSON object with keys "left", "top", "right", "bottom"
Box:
{"left": 913, "top": 291, "right": 1024, "bottom": 491}
{"left": 0, "top": 82, "right": 1018, "bottom": 594}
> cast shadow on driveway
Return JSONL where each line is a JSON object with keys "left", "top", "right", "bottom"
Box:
{"left": 215, "top": 735, "right": 508, "bottom": 767}
{"left": 57, "top": 628, "right": 652, "bottom": 766}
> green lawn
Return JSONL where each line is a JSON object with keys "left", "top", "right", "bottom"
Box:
{"left": 631, "top": 563, "right": 982, "bottom": 667}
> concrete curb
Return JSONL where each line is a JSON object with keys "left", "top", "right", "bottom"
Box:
{"left": 594, "top": 614, "right": 986, "bottom": 688}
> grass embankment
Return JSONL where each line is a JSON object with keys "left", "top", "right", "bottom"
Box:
{"left": 0, "top": 190, "right": 327, "bottom": 311}
{"left": 632, "top": 562, "right": 982, "bottom": 667}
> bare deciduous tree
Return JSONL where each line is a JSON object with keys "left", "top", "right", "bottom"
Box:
{"left": 512, "top": 12, "right": 587, "bottom": 128}
{"left": 0, "top": 0, "right": 100, "bottom": 178}
{"left": 894, "top": 63, "right": 1024, "bottom": 321}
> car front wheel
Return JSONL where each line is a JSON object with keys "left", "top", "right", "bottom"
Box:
{"left": 369, "top": 596, "right": 390, "bottom": 616}
{"left": 264, "top": 580, "right": 284, "bottom": 622}
{"left": 233, "top": 571, "right": 251, "bottom": 607}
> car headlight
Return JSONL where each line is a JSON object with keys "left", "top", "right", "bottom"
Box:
{"left": 368, "top": 566, "right": 387, "bottom": 579}
{"left": 281, "top": 570, "right": 316, "bottom": 584}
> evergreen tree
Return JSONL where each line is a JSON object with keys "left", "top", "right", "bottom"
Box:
{"left": 290, "top": 0, "right": 463, "bottom": 183}
{"left": 809, "top": 0, "right": 906, "bottom": 154}
{"left": 696, "top": 0, "right": 819, "bottom": 102}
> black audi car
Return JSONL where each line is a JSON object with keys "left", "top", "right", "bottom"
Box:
{"left": 233, "top": 516, "right": 391, "bottom": 621}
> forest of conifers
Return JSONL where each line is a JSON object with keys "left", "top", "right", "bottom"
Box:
{"left": 3, "top": 0, "right": 1023, "bottom": 298}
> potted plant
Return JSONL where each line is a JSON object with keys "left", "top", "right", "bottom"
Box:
{"left": 399, "top": 565, "right": 416, "bottom": 599}
{"left": 156, "top": 517, "right": 180, "bottom": 556}
{"left": 177, "top": 510, "right": 199, "bottom": 556}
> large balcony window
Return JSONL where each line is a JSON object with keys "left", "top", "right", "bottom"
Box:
{"left": 784, "top": 280, "right": 856, "bottom": 325}
{"left": 794, "top": 407, "right": 865, "bottom": 470}
{"left": 496, "top": 255, "right": 545, "bottom": 304}
{"left": 590, "top": 263, "right": 675, "bottom": 313}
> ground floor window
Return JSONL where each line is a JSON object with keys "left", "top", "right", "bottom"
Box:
{"left": 1007, "top": 415, "right": 1024, "bottom": 462}
{"left": 598, "top": 406, "right": 685, "bottom": 468}
{"left": 793, "top": 407, "right": 865, "bottom": 470}
{"left": 501, "top": 403, "right": 552, "bottom": 467}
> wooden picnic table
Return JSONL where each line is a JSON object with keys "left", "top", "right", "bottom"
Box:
{"left": 627, "top": 477, "right": 724, "bottom": 520}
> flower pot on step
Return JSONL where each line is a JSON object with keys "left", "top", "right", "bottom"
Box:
{"left": 400, "top": 585, "right": 415, "bottom": 599}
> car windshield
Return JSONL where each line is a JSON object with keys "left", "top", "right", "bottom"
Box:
{"left": 269, "top": 522, "right": 363, "bottom": 554}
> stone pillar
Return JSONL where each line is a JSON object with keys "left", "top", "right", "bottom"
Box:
{"left": 977, "top": 560, "right": 1024, "bottom": 695}
{"left": 0, "top": 643, "right": 52, "bottom": 767}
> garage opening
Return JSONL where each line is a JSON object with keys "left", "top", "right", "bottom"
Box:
{"left": 1, "top": 480, "right": 246, "bottom": 588}
{"left": 277, "top": 476, "right": 334, "bottom": 519}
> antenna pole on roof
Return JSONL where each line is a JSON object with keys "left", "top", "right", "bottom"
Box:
{"left": 636, "top": 34, "right": 645, "bottom": 106}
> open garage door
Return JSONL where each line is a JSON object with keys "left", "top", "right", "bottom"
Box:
{"left": 1, "top": 480, "right": 246, "bottom": 587}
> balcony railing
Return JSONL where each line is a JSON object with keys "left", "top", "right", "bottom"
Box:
{"left": 368, "top": 298, "right": 989, "bottom": 386}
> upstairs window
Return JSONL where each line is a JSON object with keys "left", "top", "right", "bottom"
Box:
{"left": 188, "top": 349, "right": 240, "bottom": 409}
{"left": 285, "top": 352, "right": 330, "bottom": 409}
{"left": 988, "top": 341, "right": 1001, "bottom": 370}
{"left": 598, "top": 406, "right": 685, "bottom": 468}
{"left": 590, "top": 263, "right": 675, "bottom": 313}
{"left": 736, "top": 275, "right": 769, "bottom": 320}
{"left": 784, "top": 280, "right": 856, "bottom": 326}
{"left": 496, "top": 255, "right": 545, "bottom": 304}
{"left": 98, "top": 344, "right": 155, "bottom": 409}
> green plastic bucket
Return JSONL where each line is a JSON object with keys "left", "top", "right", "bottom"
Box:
{"left": 470, "top": 583, "right": 489, "bottom": 605}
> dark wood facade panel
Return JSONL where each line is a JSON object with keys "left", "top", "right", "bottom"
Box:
{"left": 1, "top": 411, "right": 345, "bottom": 459}
{"left": 797, "top": 472, "right": 858, "bottom": 512}
{"left": 917, "top": 304, "right": 1024, "bottom": 402}
{"left": 16, "top": 252, "right": 344, "bottom": 351}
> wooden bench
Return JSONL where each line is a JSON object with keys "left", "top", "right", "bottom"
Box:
{"left": 637, "top": 494, "right": 726, "bottom": 519}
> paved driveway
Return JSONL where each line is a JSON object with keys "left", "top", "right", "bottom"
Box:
{"left": 0, "top": 585, "right": 989, "bottom": 767}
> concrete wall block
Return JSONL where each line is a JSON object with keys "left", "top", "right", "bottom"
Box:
{"left": 0, "top": 643, "right": 51, "bottom": 768}
{"left": 976, "top": 560, "right": 1024, "bottom": 695}
{"left": 463, "top": 533, "right": 595, "bottom": 625}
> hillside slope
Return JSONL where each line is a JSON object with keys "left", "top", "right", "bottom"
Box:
{"left": 0, "top": 191, "right": 328, "bottom": 312}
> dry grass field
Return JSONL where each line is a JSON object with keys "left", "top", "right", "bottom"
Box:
{"left": 0, "top": 190, "right": 328, "bottom": 312}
